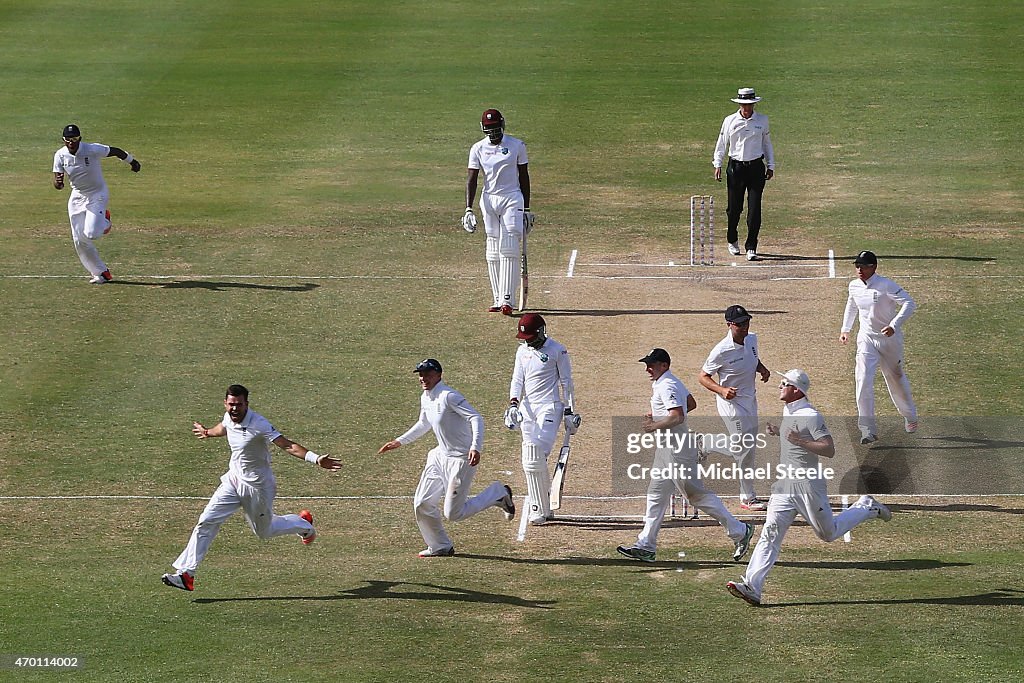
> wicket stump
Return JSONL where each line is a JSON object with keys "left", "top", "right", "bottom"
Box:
{"left": 689, "top": 195, "right": 715, "bottom": 266}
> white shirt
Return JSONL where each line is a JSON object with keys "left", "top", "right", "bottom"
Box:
{"left": 397, "top": 382, "right": 484, "bottom": 457}
{"left": 841, "top": 273, "right": 916, "bottom": 335}
{"left": 53, "top": 142, "right": 111, "bottom": 195}
{"left": 468, "top": 135, "right": 528, "bottom": 197}
{"left": 650, "top": 370, "right": 691, "bottom": 437}
{"left": 221, "top": 409, "right": 282, "bottom": 485}
{"left": 713, "top": 111, "right": 775, "bottom": 169}
{"left": 510, "top": 337, "right": 574, "bottom": 408}
{"left": 702, "top": 332, "right": 761, "bottom": 413}
{"left": 775, "top": 397, "right": 831, "bottom": 494}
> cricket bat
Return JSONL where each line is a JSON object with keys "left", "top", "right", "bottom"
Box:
{"left": 518, "top": 224, "right": 529, "bottom": 312}
{"left": 549, "top": 429, "right": 571, "bottom": 510}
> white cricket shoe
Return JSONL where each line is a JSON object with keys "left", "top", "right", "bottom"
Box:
{"left": 726, "top": 580, "right": 761, "bottom": 606}
{"left": 418, "top": 546, "right": 455, "bottom": 557}
{"left": 733, "top": 522, "right": 755, "bottom": 562}
{"left": 860, "top": 433, "right": 878, "bottom": 445}
{"left": 746, "top": 251, "right": 758, "bottom": 261}
{"left": 728, "top": 242, "right": 741, "bottom": 256}
{"left": 858, "top": 495, "right": 892, "bottom": 521}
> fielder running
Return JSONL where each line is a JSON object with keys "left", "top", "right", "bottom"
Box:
{"left": 698, "top": 305, "right": 772, "bottom": 510}
{"left": 840, "top": 250, "right": 918, "bottom": 444}
{"left": 505, "top": 313, "right": 580, "bottom": 525}
{"left": 52, "top": 124, "right": 141, "bottom": 284}
{"left": 162, "top": 385, "right": 342, "bottom": 592}
{"left": 726, "top": 369, "right": 892, "bottom": 607}
{"left": 617, "top": 348, "right": 754, "bottom": 563}
{"left": 379, "top": 359, "right": 516, "bottom": 557}
{"left": 463, "top": 108, "right": 533, "bottom": 314}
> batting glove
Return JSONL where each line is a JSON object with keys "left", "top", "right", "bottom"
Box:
{"left": 462, "top": 208, "right": 478, "bottom": 233}
{"left": 522, "top": 208, "right": 536, "bottom": 234}
{"left": 563, "top": 410, "right": 582, "bottom": 435}
{"left": 503, "top": 404, "right": 523, "bottom": 430}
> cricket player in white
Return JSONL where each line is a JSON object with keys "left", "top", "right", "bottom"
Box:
{"left": 617, "top": 348, "right": 754, "bottom": 563}
{"left": 379, "top": 359, "right": 515, "bottom": 557}
{"left": 505, "top": 314, "right": 580, "bottom": 525}
{"left": 726, "top": 369, "right": 892, "bottom": 606}
{"left": 162, "top": 385, "right": 342, "bottom": 592}
{"left": 52, "top": 124, "right": 141, "bottom": 284}
{"left": 463, "top": 109, "right": 533, "bottom": 314}
{"left": 840, "top": 251, "right": 918, "bottom": 444}
{"left": 699, "top": 305, "right": 772, "bottom": 510}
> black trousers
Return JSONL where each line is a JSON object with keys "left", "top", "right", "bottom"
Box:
{"left": 726, "top": 157, "right": 767, "bottom": 252}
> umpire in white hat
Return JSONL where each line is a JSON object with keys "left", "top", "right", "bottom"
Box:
{"left": 712, "top": 87, "right": 775, "bottom": 262}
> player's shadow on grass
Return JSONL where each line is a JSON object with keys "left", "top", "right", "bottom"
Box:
{"left": 532, "top": 308, "right": 787, "bottom": 318}
{"left": 110, "top": 280, "right": 320, "bottom": 292}
{"left": 193, "top": 580, "right": 554, "bottom": 609}
{"left": 759, "top": 253, "right": 994, "bottom": 263}
{"left": 869, "top": 435, "right": 1024, "bottom": 452}
{"left": 774, "top": 559, "right": 971, "bottom": 571}
{"left": 160, "top": 280, "right": 320, "bottom": 292}
{"left": 458, "top": 553, "right": 735, "bottom": 571}
{"left": 890, "top": 503, "right": 1024, "bottom": 515}
{"left": 764, "top": 588, "right": 1024, "bottom": 608}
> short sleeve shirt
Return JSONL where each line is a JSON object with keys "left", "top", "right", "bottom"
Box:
{"left": 702, "top": 332, "right": 760, "bottom": 412}
{"left": 222, "top": 409, "right": 282, "bottom": 484}
{"left": 53, "top": 143, "right": 110, "bottom": 195}
{"left": 468, "top": 134, "right": 528, "bottom": 196}
{"left": 650, "top": 370, "right": 691, "bottom": 436}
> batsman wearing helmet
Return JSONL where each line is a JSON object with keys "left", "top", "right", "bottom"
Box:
{"left": 463, "top": 109, "right": 533, "bottom": 314}
{"left": 505, "top": 314, "right": 580, "bottom": 525}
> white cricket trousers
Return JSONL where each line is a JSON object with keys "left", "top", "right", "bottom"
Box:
{"left": 481, "top": 191, "right": 524, "bottom": 308}
{"left": 741, "top": 491, "right": 877, "bottom": 595}
{"left": 172, "top": 471, "right": 313, "bottom": 575}
{"left": 68, "top": 190, "right": 111, "bottom": 277}
{"left": 636, "top": 446, "right": 747, "bottom": 552}
{"left": 706, "top": 398, "right": 760, "bottom": 501}
{"left": 413, "top": 447, "right": 508, "bottom": 552}
{"left": 855, "top": 331, "right": 917, "bottom": 435}
{"left": 519, "top": 401, "right": 563, "bottom": 522}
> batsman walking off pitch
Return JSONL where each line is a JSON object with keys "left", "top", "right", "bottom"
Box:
{"left": 505, "top": 314, "right": 580, "bottom": 525}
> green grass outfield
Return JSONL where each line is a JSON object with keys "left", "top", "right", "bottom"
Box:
{"left": 1, "top": 1, "right": 1022, "bottom": 680}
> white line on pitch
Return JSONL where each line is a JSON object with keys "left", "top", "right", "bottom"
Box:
{"left": 828, "top": 249, "right": 836, "bottom": 278}
{"left": 567, "top": 249, "right": 578, "bottom": 278}
{"left": 1, "top": 493, "right": 1020, "bottom": 501}
{"left": 771, "top": 275, "right": 841, "bottom": 281}
{"left": 1, "top": 274, "right": 483, "bottom": 281}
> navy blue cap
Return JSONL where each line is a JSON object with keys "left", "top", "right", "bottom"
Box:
{"left": 414, "top": 358, "right": 443, "bottom": 373}
{"left": 639, "top": 348, "right": 671, "bottom": 364}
